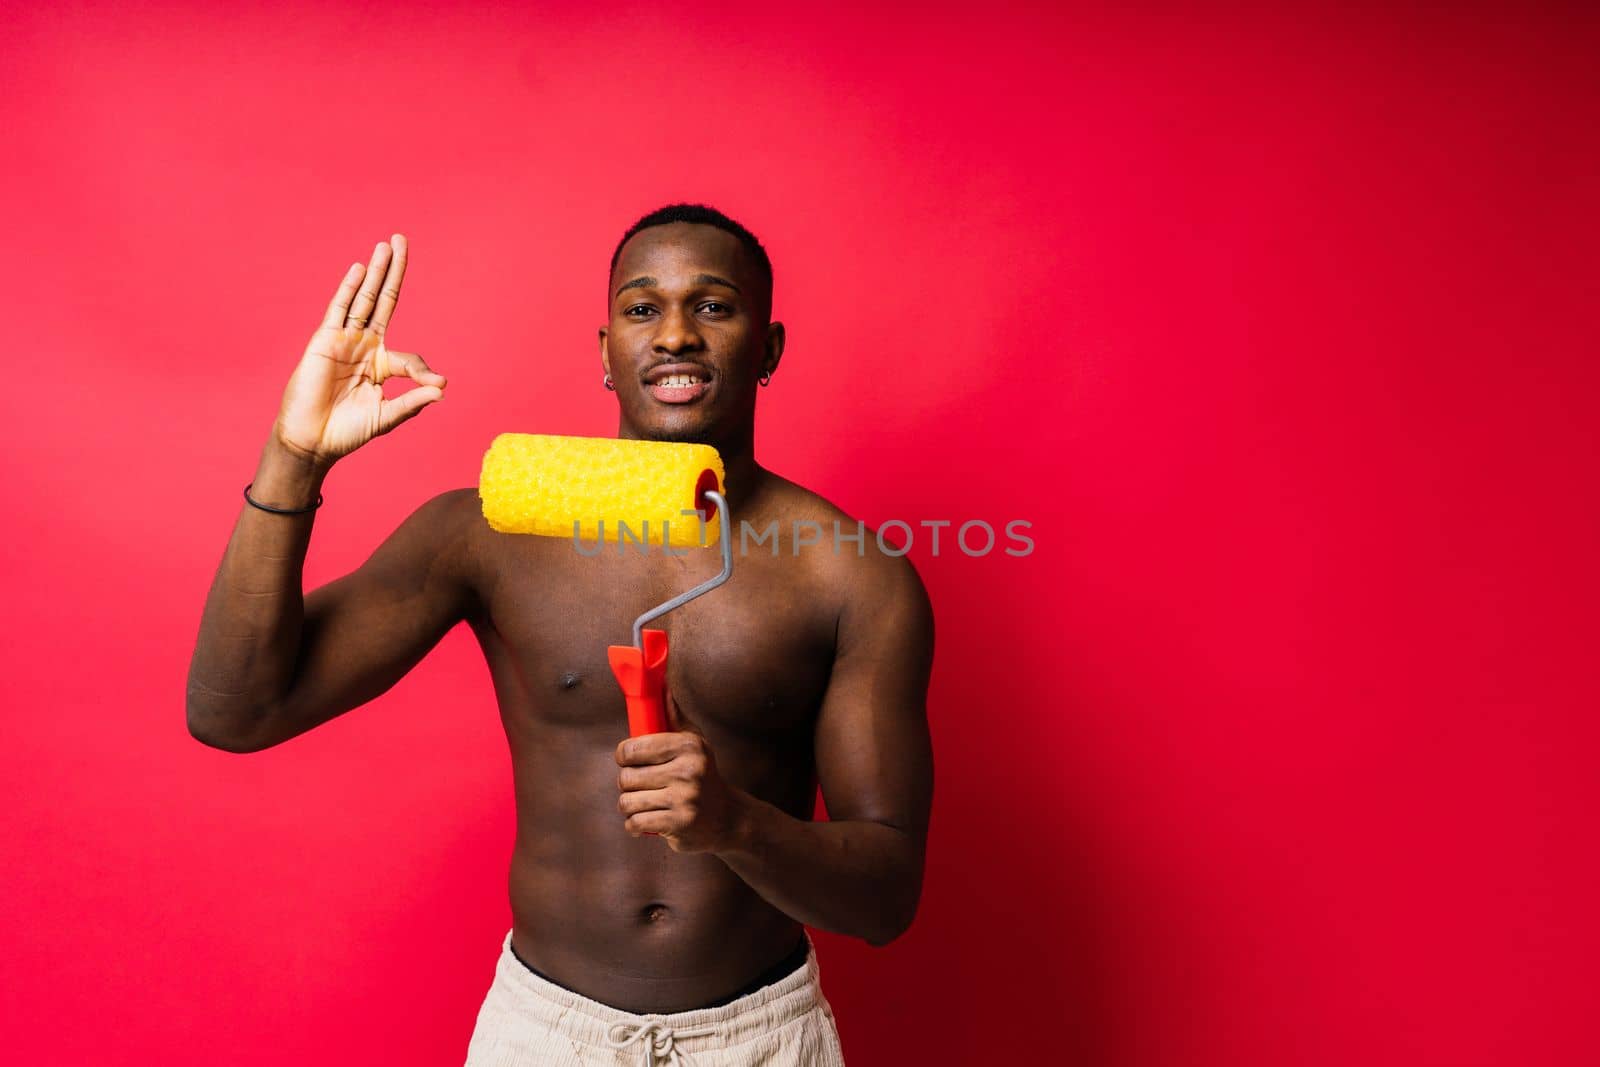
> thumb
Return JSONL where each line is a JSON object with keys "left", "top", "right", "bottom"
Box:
{"left": 376, "top": 384, "right": 443, "bottom": 435}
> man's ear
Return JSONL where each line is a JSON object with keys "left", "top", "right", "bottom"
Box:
{"left": 598, "top": 327, "right": 611, "bottom": 380}
{"left": 762, "top": 321, "right": 786, "bottom": 380}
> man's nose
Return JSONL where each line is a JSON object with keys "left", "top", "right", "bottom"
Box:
{"left": 652, "top": 308, "right": 704, "bottom": 354}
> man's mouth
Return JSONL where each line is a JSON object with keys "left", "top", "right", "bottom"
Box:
{"left": 643, "top": 364, "right": 712, "bottom": 404}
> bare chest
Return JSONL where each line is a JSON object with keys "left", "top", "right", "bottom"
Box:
{"left": 471, "top": 534, "right": 838, "bottom": 751}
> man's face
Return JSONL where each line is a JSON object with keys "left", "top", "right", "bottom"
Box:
{"left": 600, "top": 222, "right": 777, "bottom": 444}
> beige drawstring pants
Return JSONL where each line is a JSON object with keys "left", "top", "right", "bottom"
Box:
{"left": 464, "top": 930, "right": 847, "bottom": 1066}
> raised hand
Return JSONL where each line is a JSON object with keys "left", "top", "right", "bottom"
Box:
{"left": 273, "top": 234, "right": 448, "bottom": 465}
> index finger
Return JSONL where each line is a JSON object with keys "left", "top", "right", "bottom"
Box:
{"left": 615, "top": 734, "right": 687, "bottom": 766}
{"left": 369, "top": 233, "right": 409, "bottom": 336}
{"left": 320, "top": 261, "right": 366, "bottom": 329}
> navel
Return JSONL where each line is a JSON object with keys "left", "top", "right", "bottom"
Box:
{"left": 641, "top": 903, "right": 670, "bottom": 923}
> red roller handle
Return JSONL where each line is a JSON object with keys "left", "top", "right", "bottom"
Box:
{"left": 608, "top": 629, "right": 671, "bottom": 837}
{"left": 607, "top": 628, "right": 671, "bottom": 737}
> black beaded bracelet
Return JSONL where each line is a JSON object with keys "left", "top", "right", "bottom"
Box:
{"left": 244, "top": 481, "right": 324, "bottom": 515}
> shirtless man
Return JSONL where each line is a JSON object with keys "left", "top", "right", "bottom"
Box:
{"left": 186, "top": 204, "right": 934, "bottom": 1065}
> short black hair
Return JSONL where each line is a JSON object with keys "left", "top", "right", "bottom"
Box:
{"left": 610, "top": 203, "right": 773, "bottom": 297}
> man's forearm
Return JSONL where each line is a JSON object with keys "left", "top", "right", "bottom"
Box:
{"left": 714, "top": 789, "right": 921, "bottom": 947}
{"left": 185, "top": 432, "right": 328, "bottom": 747}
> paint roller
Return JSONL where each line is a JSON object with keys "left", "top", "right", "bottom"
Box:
{"left": 477, "top": 433, "right": 732, "bottom": 738}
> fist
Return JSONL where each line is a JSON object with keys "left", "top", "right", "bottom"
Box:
{"left": 615, "top": 727, "right": 741, "bottom": 854}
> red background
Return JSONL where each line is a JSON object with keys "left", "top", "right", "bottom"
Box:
{"left": 3, "top": 3, "right": 1596, "bottom": 1064}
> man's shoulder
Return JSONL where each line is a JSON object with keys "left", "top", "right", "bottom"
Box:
{"left": 437, "top": 485, "right": 483, "bottom": 517}
{"left": 754, "top": 474, "right": 930, "bottom": 612}
{"left": 398, "top": 486, "right": 483, "bottom": 537}
{"left": 390, "top": 487, "right": 489, "bottom": 584}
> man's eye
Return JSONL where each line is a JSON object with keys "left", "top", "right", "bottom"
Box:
{"left": 699, "top": 302, "right": 731, "bottom": 315}
{"left": 624, "top": 305, "right": 655, "bottom": 318}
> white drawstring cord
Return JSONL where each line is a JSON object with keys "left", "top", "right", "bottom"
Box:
{"left": 605, "top": 1018, "right": 720, "bottom": 1066}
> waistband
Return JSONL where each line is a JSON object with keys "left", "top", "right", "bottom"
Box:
{"left": 488, "top": 928, "right": 825, "bottom": 1056}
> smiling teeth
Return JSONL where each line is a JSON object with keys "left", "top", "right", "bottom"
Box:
{"left": 658, "top": 374, "right": 700, "bottom": 387}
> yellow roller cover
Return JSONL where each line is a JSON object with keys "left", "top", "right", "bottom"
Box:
{"left": 479, "top": 433, "right": 724, "bottom": 547}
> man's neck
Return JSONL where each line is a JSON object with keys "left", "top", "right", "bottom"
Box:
{"left": 719, "top": 447, "right": 768, "bottom": 514}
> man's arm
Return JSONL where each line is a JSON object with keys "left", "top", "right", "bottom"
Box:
{"left": 716, "top": 550, "right": 935, "bottom": 946}
{"left": 185, "top": 234, "right": 464, "bottom": 753}
{"left": 613, "top": 546, "right": 934, "bottom": 944}
{"left": 185, "top": 442, "right": 477, "bottom": 753}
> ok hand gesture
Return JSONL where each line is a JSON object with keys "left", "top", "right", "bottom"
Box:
{"left": 273, "top": 235, "right": 448, "bottom": 466}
